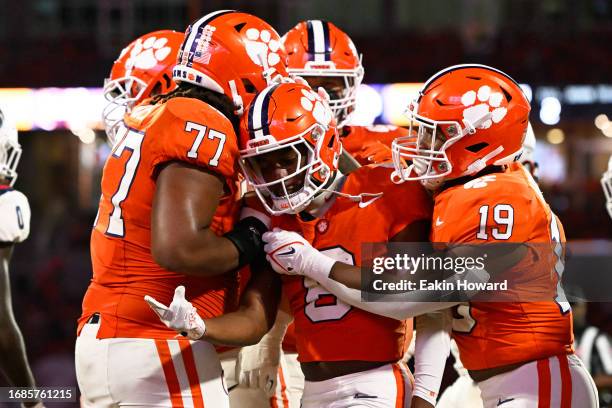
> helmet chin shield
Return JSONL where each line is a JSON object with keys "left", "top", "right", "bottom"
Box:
{"left": 0, "top": 129, "right": 22, "bottom": 186}
{"left": 239, "top": 124, "right": 332, "bottom": 215}
{"left": 602, "top": 156, "right": 612, "bottom": 220}
{"left": 391, "top": 100, "right": 494, "bottom": 188}
{"left": 102, "top": 75, "right": 148, "bottom": 145}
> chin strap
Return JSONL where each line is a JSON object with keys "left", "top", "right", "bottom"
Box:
{"left": 320, "top": 188, "right": 383, "bottom": 203}
{"left": 228, "top": 80, "right": 244, "bottom": 116}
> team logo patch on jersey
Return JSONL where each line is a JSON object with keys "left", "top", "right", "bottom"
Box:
{"left": 125, "top": 36, "right": 173, "bottom": 71}
{"left": 244, "top": 28, "right": 281, "bottom": 67}
{"left": 464, "top": 175, "right": 497, "bottom": 189}
{"left": 316, "top": 219, "right": 329, "bottom": 234}
{"left": 461, "top": 85, "right": 508, "bottom": 129}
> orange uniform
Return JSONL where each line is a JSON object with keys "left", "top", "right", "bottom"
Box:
{"left": 79, "top": 97, "right": 242, "bottom": 339}
{"left": 340, "top": 125, "right": 407, "bottom": 165}
{"left": 266, "top": 164, "right": 431, "bottom": 363}
{"left": 431, "top": 166, "right": 573, "bottom": 370}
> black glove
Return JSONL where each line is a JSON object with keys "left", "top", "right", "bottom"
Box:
{"left": 224, "top": 216, "right": 268, "bottom": 268}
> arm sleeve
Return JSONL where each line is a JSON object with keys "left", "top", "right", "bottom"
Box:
{"left": 0, "top": 191, "right": 30, "bottom": 243}
{"left": 316, "top": 274, "right": 458, "bottom": 320}
{"left": 413, "top": 310, "right": 452, "bottom": 405}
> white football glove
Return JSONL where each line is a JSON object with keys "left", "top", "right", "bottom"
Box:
{"left": 144, "top": 286, "right": 206, "bottom": 340}
{"left": 234, "top": 309, "right": 292, "bottom": 396}
{"left": 263, "top": 228, "right": 336, "bottom": 281}
{"left": 236, "top": 345, "right": 282, "bottom": 396}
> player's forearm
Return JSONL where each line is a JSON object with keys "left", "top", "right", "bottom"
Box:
{"left": 318, "top": 273, "right": 458, "bottom": 320}
{"left": 202, "top": 312, "right": 269, "bottom": 346}
{"left": 201, "top": 267, "right": 281, "bottom": 346}
{"left": 329, "top": 262, "right": 361, "bottom": 289}
{"left": 413, "top": 311, "right": 452, "bottom": 405}
{"left": 0, "top": 320, "right": 36, "bottom": 388}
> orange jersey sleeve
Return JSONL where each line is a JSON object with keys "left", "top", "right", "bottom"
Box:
{"left": 341, "top": 125, "right": 408, "bottom": 165}
{"left": 80, "top": 98, "right": 242, "bottom": 340}
{"left": 432, "top": 169, "right": 573, "bottom": 370}
{"left": 275, "top": 165, "right": 431, "bottom": 363}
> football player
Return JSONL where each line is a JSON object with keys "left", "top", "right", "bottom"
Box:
{"left": 0, "top": 108, "right": 40, "bottom": 407}
{"left": 150, "top": 81, "right": 451, "bottom": 407}
{"left": 437, "top": 121, "right": 540, "bottom": 408}
{"left": 601, "top": 155, "right": 612, "bottom": 219}
{"left": 264, "top": 65, "right": 599, "bottom": 407}
{"left": 102, "top": 30, "right": 184, "bottom": 146}
{"left": 76, "top": 11, "right": 289, "bottom": 407}
{"left": 282, "top": 20, "right": 407, "bottom": 165}
{"left": 233, "top": 21, "right": 413, "bottom": 406}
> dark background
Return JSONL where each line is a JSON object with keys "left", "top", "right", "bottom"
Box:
{"left": 0, "top": 0, "right": 611, "bottom": 406}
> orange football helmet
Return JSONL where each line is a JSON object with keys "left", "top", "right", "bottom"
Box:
{"left": 391, "top": 64, "right": 530, "bottom": 189}
{"left": 173, "top": 10, "right": 288, "bottom": 117}
{"left": 239, "top": 83, "right": 340, "bottom": 214}
{"left": 282, "top": 20, "right": 363, "bottom": 127}
{"left": 102, "top": 30, "right": 183, "bottom": 145}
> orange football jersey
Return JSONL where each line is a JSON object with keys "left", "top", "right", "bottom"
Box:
{"left": 267, "top": 164, "right": 432, "bottom": 362}
{"left": 340, "top": 125, "right": 408, "bottom": 165}
{"left": 79, "top": 97, "right": 242, "bottom": 339}
{"left": 431, "top": 166, "right": 573, "bottom": 370}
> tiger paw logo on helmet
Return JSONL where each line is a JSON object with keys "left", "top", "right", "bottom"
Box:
{"left": 461, "top": 85, "right": 508, "bottom": 129}
{"left": 300, "top": 89, "right": 333, "bottom": 126}
{"left": 125, "top": 36, "right": 173, "bottom": 71}
{"left": 244, "top": 28, "right": 282, "bottom": 67}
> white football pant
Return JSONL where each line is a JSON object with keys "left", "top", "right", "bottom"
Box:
{"left": 300, "top": 362, "right": 413, "bottom": 408}
{"left": 477, "top": 354, "right": 598, "bottom": 408}
{"left": 76, "top": 320, "right": 229, "bottom": 407}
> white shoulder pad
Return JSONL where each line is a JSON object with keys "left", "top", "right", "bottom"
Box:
{"left": 0, "top": 189, "right": 31, "bottom": 243}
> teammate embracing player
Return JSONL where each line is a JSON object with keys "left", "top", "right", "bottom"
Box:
{"left": 262, "top": 64, "right": 599, "bottom": 407}
{"left": 76, "top": 11, "right": 289, "bottom": 407}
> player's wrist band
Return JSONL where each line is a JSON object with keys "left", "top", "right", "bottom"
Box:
{"left": 224, "top": 216, "right": 268, "bottom": 268}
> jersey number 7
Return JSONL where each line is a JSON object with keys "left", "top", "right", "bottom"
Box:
{"left": 97, "top": 122, "right": 226, "bottom": 237}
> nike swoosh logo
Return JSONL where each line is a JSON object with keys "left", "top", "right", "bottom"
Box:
{"left": 497, "top": 397, "right": 515, "bottom": 406}
{"left": 358, "top": 195, "right": 382, "bottom": 208}
{"left": 354, "top": 393, "right": 378, "bottom": 399}
{"left": 277, "top": 247, "right": 296, "bottom": 256}
{"left": 435, "top": 216, "right": 444, "bottom": 226}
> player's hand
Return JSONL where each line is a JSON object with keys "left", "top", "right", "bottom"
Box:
{"left": 144, "top": 286, "right": 206, "bottom": 340}
{"left": 235, "top": 345, "right": 282, "bottom": 396}
{"left": 361, "top": 140, "right": 393, "bottom": 163}
{"left": 263, "top": 228, "right": 336, "bottom": 281}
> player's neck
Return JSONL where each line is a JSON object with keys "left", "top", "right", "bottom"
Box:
{"left": 437, "top": 165, "right": 505, "bottom": 193}
{"left": 301, "top": 171, "right": 346, "bottom": 219}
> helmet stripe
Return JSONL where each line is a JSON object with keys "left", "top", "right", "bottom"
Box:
{"left": 249, "top": 84, "right": 279, "bottom": 139}
{"left": 182, "top": 10, "right": 235, "bottom": 68}
{"left": 247, "top": 98, "right": 257, "bottom": 140}
{"left": 306, "top": 21, "right": 315, "bottom": 61}
{"left": 322, "top": 21, "right": 331, "bottom": 61}
{"left": 307, "top": 20, "right": 327, "bottom": 63}
{"left": 260, "top": 84, "right": 280, "bottom": 137}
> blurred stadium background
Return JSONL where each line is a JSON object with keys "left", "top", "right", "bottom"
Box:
{"left": 0, "top": 0, "right": 611, "bottom": 406}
